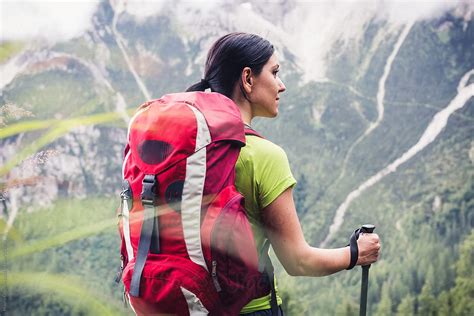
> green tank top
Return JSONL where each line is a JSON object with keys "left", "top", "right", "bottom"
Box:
{"left": 235, "top": 134, "right": 297, "bottom": 314}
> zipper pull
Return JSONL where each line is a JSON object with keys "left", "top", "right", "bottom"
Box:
{"left": 211, "top": 260, "right": 222, "bottom": 292}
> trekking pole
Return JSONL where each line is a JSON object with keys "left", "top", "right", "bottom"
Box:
{"left": 359, "top": 224, "right": 375, "bottom": 316}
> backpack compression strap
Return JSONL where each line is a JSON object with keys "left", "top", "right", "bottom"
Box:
{"left": 129, "top": 175, "right": 160, "bottom": 297}
{"left": 246, "top": 126, "right": 278, "bottom": 316}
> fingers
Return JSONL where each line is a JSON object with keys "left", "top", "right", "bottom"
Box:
{"left": 357, "top": 233, "right": 381, "bottom": 266}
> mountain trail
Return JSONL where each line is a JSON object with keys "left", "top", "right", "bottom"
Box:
{"left": 323, "top": 78, "right": 375, "bottom": 103}
{"left": 321, "top": 70, "right": 474, "bottom": 247}
{"left": 327, "top": 23, "right": 414, "bottom": 194}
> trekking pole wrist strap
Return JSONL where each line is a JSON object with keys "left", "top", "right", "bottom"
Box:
{"left": 347, "top": 228, "right": 360, "bottom": 270}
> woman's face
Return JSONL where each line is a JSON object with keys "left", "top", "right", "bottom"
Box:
{"left": 249, "top": 53, "right": 286, "bottom": 118}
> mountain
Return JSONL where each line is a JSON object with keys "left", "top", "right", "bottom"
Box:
{"left": 1, "top": 0, "right": 473, "bottom": 315}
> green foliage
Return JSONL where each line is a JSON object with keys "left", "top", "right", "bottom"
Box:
{"left": 4, "top": 198, "right": 127, "bottom": 315}
{"left": 376, "top": 282, "right": 394, "bottom": 315}
{"left": 0, "top": 41, "right": 24, "bottom": 63}
{"left": 2, "top": 273, "right": 122, "bottom": 316}
{"left": 437, "top": 291, "right": 453, "bottom": 316}
{"left": 418, "top": 282, "right": 437, "bottom": 316}
{"left": 450, "top": 230, "right": 474, "bottom": 316}
{"left": 3, "top": 69, "right": 108, "bottom": 120}
{"left": 293, "top": 173, "right": 309, "bottom": 216}
{"left": 334, "top": 299, "right": 358, "bottom": 316}
{"left": 396, "top": 295, "right": 415, "bottom": 316}
{"left": 279, "top": 287, "right": 305, "bottom": 315}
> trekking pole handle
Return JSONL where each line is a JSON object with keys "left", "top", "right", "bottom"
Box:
{"left": 360, "top": 224, "right": 375, "bottom": 234}
{"left": 359, "top": 224, "right": 375, "bottom": 316}
{"left": 360, "top": 224, "right": 375, "bottom": 268}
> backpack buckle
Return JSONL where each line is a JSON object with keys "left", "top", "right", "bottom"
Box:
{"left": 120, "top": 180, "right": 132, "bottom": 200}
{"left": 141, "top": 175, "right": 158, "bottom": 206}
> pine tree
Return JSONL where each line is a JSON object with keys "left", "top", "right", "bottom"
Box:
{"left": 396, "top": 295, "right": 415, "bottom": 316}
{"left": 418, "top": 281, "right": 437, "bottom": 316}
{"left": 451, "top": 231, "right": 474, "bottom": 316}
{"left": 376, "top": 282, "right": 393, "bottom": 315}
{"left": 437, "top": 291, "right": 452, "bottom": 316}
{"left": 293, "top": 173, "right": 308, "bottom": 216}
{"left": 334, "top": 299, "right": 357, "bottom": 316}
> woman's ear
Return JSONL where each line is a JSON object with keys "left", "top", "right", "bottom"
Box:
{"left": 241, "top": 67, "right": 253, "bottom": 94}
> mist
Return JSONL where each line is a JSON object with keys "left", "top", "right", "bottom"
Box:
{"left": 1, "top": 0, "right": 466, "bottom": 82}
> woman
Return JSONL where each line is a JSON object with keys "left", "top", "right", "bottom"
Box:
{"left": 187, "top": 32, "right": 381, "bottom": 315}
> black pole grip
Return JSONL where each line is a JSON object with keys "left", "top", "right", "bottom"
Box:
{"left": 360, "top": 224, "right": 375, "bottom": 234}
{"left": 359, "top": 224, "right": 375, "bottom": 316}
{"left": 361, "top": 224, "right": 375, "bottom": 268}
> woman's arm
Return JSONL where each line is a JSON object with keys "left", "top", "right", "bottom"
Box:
{"left": 262, "top": 187, "right": 380, "bottom": 277}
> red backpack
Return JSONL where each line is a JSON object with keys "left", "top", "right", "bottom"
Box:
{"left": 117, "top": 92, "right": 275, "bottom": 316}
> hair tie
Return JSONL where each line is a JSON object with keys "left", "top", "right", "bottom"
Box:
{"left": 200, "top": 78, "right": 210, "bottom": 89}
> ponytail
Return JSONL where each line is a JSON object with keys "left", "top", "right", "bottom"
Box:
{"left": 186, "top": 78, "right": 211, "bottom": 92}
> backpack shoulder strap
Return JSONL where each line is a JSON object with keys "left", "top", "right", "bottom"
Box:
{"left": 244, "top": 125, "right": 278, "bottom": 315}
{"left": 258, "top": 239, "right": 278, "bottom": 316}
{"left": 244, "top": 126, "right": 264, "bottom": 138}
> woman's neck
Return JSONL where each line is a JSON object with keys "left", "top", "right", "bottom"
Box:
{"left": 231, "top": 94, "right": 253, "bottom": 126}
{"left": 241, "top": 110, "right": 252, "bottom": 126}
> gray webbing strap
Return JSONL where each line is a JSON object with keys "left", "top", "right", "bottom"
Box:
{"left": 259, "top": 239, "right": 279, "bottom": 316}
{"left": 129, "top": 204, "right": 155, "bottom": 297}
{"left": 258, "top": 239, "right": 271, "bottom": 272}
{"left": 150, "top": 215, "right": 160, "bottom": 254}
{"left": 267, "top": 264, "right": 279, "bottom": 316}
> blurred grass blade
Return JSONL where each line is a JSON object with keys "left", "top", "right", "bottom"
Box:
{"left": 0, "top": 110, "right": 134, "bottom": 177}
{"left": 0, "top": 119, "right": 56, "bottom": 139}
{"left": 0, "top": 125, "right": 69, "bottom": 177}
{"left": 0, "top": 272, "right": 121, "bottom": 315}
{"left": 10, "top": 217, "right": 117, "bottom": 259}
{"left": 0, "top": 218, "right": 24, "bottom": 243}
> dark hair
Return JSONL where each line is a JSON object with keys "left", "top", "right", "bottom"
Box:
{"left": 186, "top": 32, "right": 274, "bottom": 98}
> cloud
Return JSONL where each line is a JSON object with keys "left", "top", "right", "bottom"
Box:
{"left": 375, "top": 0, "right": 462, "bottom": 23}
{"left": 118, "top": 0, "right": 168, "bottom": 20}
{"left": 0, "top": 0, "right": 226, "bottom": 43}
{"left": 281, "top": 0, "right": 466, "bottom": 81}
{"left": 0, "top": 0, "right": 101, "bottom": 43}
{"left": 0, "top": 0, "right": 468, "bottom": 84}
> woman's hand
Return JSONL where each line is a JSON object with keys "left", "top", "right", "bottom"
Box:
{"left": 356, "top": 233, "right": 381, "bottom": 266}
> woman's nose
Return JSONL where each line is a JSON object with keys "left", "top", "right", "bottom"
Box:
{"left": 278, "top": 77, "right": 286, "bottom": 92}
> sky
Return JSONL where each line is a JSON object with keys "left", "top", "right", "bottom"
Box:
{"left": 0, "top": 0, "right": 101, "bottom": 42}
